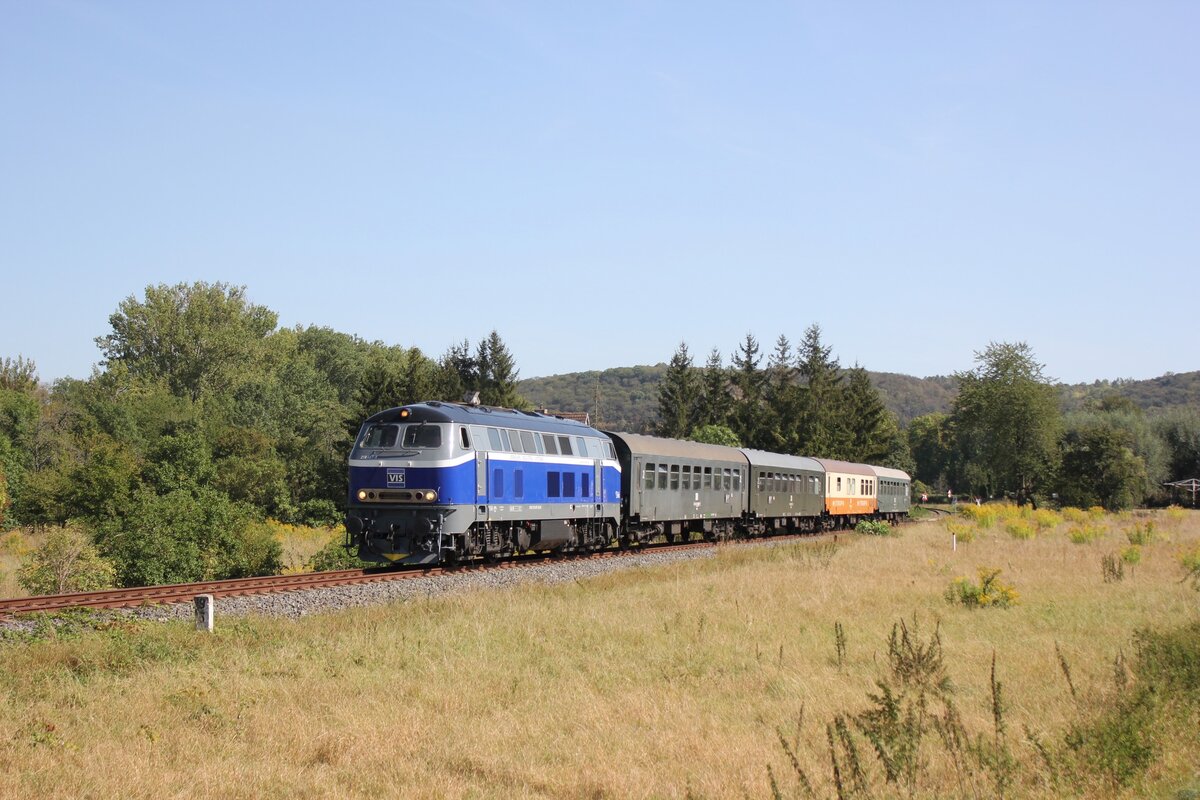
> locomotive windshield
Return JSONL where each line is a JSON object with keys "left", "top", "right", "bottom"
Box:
{"left": 361, "top": 424, "right": 399, "bottom": 449}
{"left": 402, "top": 424, "right": 442, "bottom": 448}
{"left": 357, "top": 423, "right": 443, "bottom": 451}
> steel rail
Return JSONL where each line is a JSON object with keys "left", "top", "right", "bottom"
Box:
{"left": 0, "top": 529, "right": 851, "bottom": 616}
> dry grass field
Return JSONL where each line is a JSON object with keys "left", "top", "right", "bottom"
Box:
{"left": 1, "top": 508, "right": 1198, "bottom": 799}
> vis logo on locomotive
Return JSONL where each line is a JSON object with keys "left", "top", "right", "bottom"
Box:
{"left": 386, "top": 469, "right": 406, "bottom": 487}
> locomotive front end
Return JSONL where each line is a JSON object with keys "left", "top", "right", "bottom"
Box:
{"left": 343, "top": 405, "right": 474, "bottom": 564}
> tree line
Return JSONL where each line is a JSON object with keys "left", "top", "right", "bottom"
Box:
{"left": 0, "top": 282, "right": 526, "bottom": 587}
{"left": 3, "top": 283, "right": 1199, "bottom": 591}
{"left": 656, "top": 334, "right": 1200, "bottom": 511}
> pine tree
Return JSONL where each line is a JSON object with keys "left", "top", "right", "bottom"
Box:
{"left": 696, "top": 348, "right": 729, "bottom": 428}
{"left": 842, "top": 365, "right": 892, "bottom": 463}
{"left": 478, "top": 330, "right": 526, "bottom": 409}
{"left": 764, "top": 334, "right": 799, "bottom": 452}
{"left": 656, "top": 342, "right": 701, "bottom": 438}
{"left": 730, "top": 333, "right": 768, "bottom": 449}
{"left": 795, "top": 324, "right": 843, "bottom": 457}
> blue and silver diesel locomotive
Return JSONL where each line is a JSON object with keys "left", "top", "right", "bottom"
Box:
{"left": 344, "top": 401, "right": 622, "bottom": 564}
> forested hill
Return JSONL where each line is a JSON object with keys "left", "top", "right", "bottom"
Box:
{"left": 520, "top": 367, "right": 1200, "bottom": 433}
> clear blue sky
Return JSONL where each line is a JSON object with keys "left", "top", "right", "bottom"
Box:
{"left": 2, "top": 2, "right": 1196, "bottom": 385}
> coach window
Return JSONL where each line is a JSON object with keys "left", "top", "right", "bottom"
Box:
{"left": 644, "top": 463, "right": 656, "bottom": 490}
{"left": 836, "top": 477, "right": 842, "bottom": 492}
{"left": 723, "top": 468, "right": 732, "bottom": 491}
{"left": 563, "top": 473, "right": 576, "bottom": 497}
{"left": 670, "top": 465, "right": 680, "bottom": 491}
{"left": 682, "top": 465, "right": 691, "bottom": 490}
{"left": 547, "top": 472, "right": 561, "bottom": 498}
{"left": 704, "top": 467, "right": 713, "bottom": 489}
{"left": 657, "top": 464, "right": 668, "bottom": 490}
{"left": 756, "top": 472, "right": 765, "bottom": 492}
{"left": 515, "top": 469, "right": 524, "bottom": 499}
{"left": 558, "top": 436, "right": 573, "bottom": 455}
{"left": 542, "top": 434, "right": 558, "bottom": 455}
{"left": 487, "top": 428, "right": 503, "bottom": 450}
{"left": 734, "top": 469, "right": 742, "bottom": 491}
{"left": 499, "top": 429, "right": 512, "bottom": 451}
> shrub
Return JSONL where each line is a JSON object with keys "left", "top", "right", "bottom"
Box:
{"left": 946, "top": 520, "right": 975, "bottom": 543}
{"left": 1005, "top": 520, "right": 1035, "bottom": 540}
{"left": 946, "top": 567, "right": 1018, "bottom": 609}
{"left": 855, "top": 520, "right": 894, "bottom": 537}
{"left": 1062, "top": 507, "right": 1090, "bottom": 524}
{"left": 1031, "top": 508, "right": 1061, "bottom": 531}
{"left": 309, "top": 534, "right": 373, "bottom": 571}
{"left": 1125, "top": 521, "right": 1155, "bottom": 546}
{"left": 17, "top": 527, "right": 116, "bottom": 595}
{"left": 1068, "top": 524, "right": 1102, "bottom": 544}
{"left": 1120, "top": 545, "right": 1142, "bottom": 568}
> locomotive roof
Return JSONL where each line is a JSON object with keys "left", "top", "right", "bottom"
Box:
{"left": 604, "top": 432, "right": 748, "bottom": 463}
{"left": 871, "top": 465, "right": 911, "bottom": 481}
{"left": 812, "top": 458, "right": 876, "bottom": 476}
{"left": 739, "top": 449, "right": 823, "bottom": 473}
{"left": 365, "top": 402, "right": 600, "bottom": 436}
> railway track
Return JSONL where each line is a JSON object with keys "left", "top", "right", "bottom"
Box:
{"left": 0, "top": 532, "right": 843, "bottom": 617}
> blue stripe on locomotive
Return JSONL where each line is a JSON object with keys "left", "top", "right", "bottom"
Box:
{"left": 350, "top": 458, "right": 621, "bottom": 507}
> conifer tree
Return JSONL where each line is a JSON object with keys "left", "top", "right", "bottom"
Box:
{"left": 657, "top": 342, "right": 700, "bottom": 438}
{"left": 730, "top": 333, "right": 768, "bottom": 449}
{"left": 696, "top": 348, "right": 729, "bottom": 429}
{"left": 795, "top": 324, "right": 843, "bottom": 457}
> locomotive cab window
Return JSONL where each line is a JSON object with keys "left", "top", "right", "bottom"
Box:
{"left": 460, "top": 427, "right": 471, "bottom": 449}
{"left": 402, "top": 424, "right": 442, "bottom": 449}
{"left": 361, "top": 424, "right": 399, "bottom": 449}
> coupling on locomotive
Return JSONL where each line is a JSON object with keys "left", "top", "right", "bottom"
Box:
{"left": 343, "top": 400, "right": 910, "bottom": 565}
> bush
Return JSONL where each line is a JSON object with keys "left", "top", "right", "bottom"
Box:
{"left": 1179, "top": 547, "right": 1200, "bottom": 590}
{"left": 1125, "top": 521, "right": 1155, "bottom": 546}
{"left": 945, "top": 567, "right": 1019, "bottom": 608}
{"left": 94, "top": 487, "right": 280, "bottom": 587}
{"left": 309, "top": 534, "right": 373, "bottom": 571}
{"left": 1005, "top": 520, "right": 1035, "bottom": 540}
{"left": 946, "top": 520, "right": 975, "bottom": 543}
{"left": 855, "top": 520, "right": 894, "bottom": 537}
{"left": 297, "top": 498, "right": 340, "bottom": 527}
{"left": 17, "top": 527, "right": 116, "bottom": 595}
{"left": 1068, "top": 524, "right": 1103, "bottom": 544}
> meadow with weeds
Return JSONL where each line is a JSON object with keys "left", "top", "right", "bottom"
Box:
{"left": 1, "top": 508, "right": 1198, "bottom": 798}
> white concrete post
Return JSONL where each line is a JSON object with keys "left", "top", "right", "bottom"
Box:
{"left": 194, "top": 594, "right": 214, "bottom": 632}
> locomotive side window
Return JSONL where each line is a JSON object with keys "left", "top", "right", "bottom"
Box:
{"left": 499, "top": 429, "right": 512, "bottom": 451}
{"left": 361, "top": 424, "right": 399, "bottom": 449}
{"left": 402, "top": 424, "right": 442, "bottom": 449}
{"left": 644, "top": 463, "right": 655, "bottom": 489}
{"left": 493, "top": 469, "right": 504, "bottom": 497}
{"left": 576, "top": 437, "right": 588, "bottom": 458}
{"left": 558, "top": 436, "right": 573, "bottom": 455}
{"left": 582, "top": 473, "right": 590, "bottom": 498}
{"left": 515, "top": 469, "right": 524, "bottom": 499}
{"left": 507, "top": 430, "right": 523, "bottom": 453}
{"left": 603, "top": 441, "right": 616, "bottom": 459}
{"left": 520, "top": 431, "right": 537, "bottom": 453}
{"left": 542, "top": 434, "right": 558, "bottom": 455}
{"left": 487, "top": 428, "right": 502, "bottom": 450}
{"left": 562, "top": 473, "right": 576, "bottom": 497}
{"left": 547, "top": 472, "right": 561, "bottom": 498}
